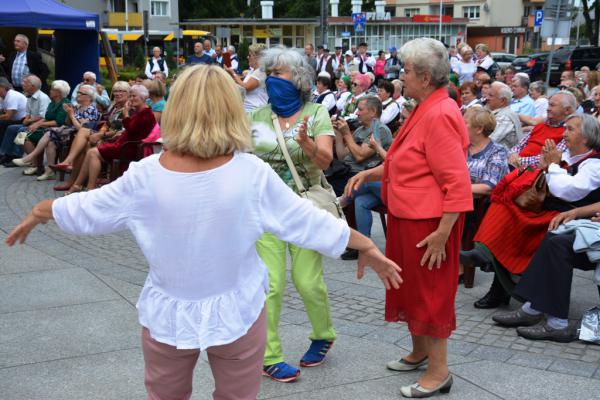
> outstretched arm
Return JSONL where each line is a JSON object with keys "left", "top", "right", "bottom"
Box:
{"left": 6, "top": 199, "right": 54, "bottom": 246}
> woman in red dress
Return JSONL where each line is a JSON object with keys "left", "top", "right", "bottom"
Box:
{"left": 66, "top": 84, "right": 156, "bottom": 194}
{"left": 346, "top": 38, "right": 472, "bottom": 398}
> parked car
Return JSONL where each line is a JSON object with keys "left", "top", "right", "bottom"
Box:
{"left": 548, "top": 46, "right": 600, "bottom": 85}
{"left": 512, "top": 52, "right": 549, "bottom": 82}
{"left": 491, "top": 52, "right": 517, "bottom": 68}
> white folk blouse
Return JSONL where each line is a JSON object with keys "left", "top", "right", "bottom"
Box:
{"left": 52, "top": 153, "right": 350, "bottom": 349}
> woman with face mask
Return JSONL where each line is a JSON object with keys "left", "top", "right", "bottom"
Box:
{"left": 248, "top": 46, "right": 337, "bottom": 383}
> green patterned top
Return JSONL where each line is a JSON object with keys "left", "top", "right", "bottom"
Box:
{"left": 249, "top": 103, "right": 335, "bottom": 193}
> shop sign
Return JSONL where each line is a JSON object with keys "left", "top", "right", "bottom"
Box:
{"left": 365, "top": 12, "right": 391, "bottom": 21}
{"left": 254, "top": 27, "right": 269, "bottom": 38}
{"left": 411, "top": 15, "right": 452, "bottom": 23}
{"left": 500, "top": 27, "right": 526, "bottom": 34}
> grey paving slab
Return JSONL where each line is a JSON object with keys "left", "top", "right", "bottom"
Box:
{"left": 0, "top": 300, "right": 139, "bottom": 368}
{"left": 452, "top": 360, "right": 600, "bottom": 400}
{"left": 0, "top": 349, "right": 147, "bottom": 400}
{"left": 95, "top": 273, "right": 144, "bottom": 299}
{"left": 0, "top": 268, "right": 120, "bottom": 314}
{"left": 259, "top": 374, "right": 500, "bottom": 400}
{"left": 256, "top": 325, "right": 402, "bottom": 399}
{"left": 548, "top": 358, "right": 599, "bottom": 378}
{"left": 0, "top": 244, "right": 73, "bottom": 275}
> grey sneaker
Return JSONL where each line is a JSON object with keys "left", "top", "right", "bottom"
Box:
{"left": 517, "top": 321, "right": 577, "bottom": 343}
{"left": 492, "top": 308, "right": 544, "bottom": 327}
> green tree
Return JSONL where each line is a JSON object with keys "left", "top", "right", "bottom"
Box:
{"left": 581, "top": 0, "right": 599, "bottom": 46}
{"left": 180, "top": 0, "right": 369, "bottom": 19}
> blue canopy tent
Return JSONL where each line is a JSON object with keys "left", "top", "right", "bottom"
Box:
{"left": 0, "top": 0, "right": 100, "bottom": 92}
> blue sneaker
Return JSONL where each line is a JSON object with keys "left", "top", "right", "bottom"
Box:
{"left": 262, "top": 362, "right": 301, "bottom": 382}
{"left": 300, "top": 340, "right": 334, "bottom": 367}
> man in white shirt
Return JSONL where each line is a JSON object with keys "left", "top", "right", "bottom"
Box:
{"left": 0, "top": 77, "right": 28, "bottom": 160}
{"left": 338, "top": 50, "right": 357, "bottom": 76}
{"left": 145, "top": 47, "right": 169, "bottom": 79}
{"left": 312, "top": 74, "right": 337, "bottom": 115}
{"left": 203, "top": 39, "right": 216, "bottom": 57}
{"left": 354, "top": 42, "right": 375, "bottom": 74}
{"left": 316, "top": 48, "right": 337, "bottom": 84}
{"left": 510, "top": 74, "right": 536, "bottom": 117}
{"left": 0, "top": 74, "right": 49, "bottom": 164}
{"left": 377, "top": 80, "right": 400, "bottom": 133}
{"left": 71, "top": 71, "right": 111, "bottom": 109}
{"left": 486, "top": 81, "right": 523, "bottom": 149}
{"left": 0, "top": 77, "right": 27, "bottom": 122}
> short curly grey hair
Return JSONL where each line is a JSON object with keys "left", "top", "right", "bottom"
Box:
{"left": 399, "top": 38, "right": 449, "bottom": 88}
{"left": 261, "top": 46, "right": 314, "bottom": 104}
{"left": 566, "top": 113, "right": 600, "bottom": 151}
{"left": 78, "top": 84, "right": 96, "bottom": 99}
{"left": 51, "top": 80, "right": 71, "bottom": 98}
{"left": 130, "top": 84, "right": 149, "bottom": 100}
{"left": 530, "top": 80, "right": 546, "bottom": 96}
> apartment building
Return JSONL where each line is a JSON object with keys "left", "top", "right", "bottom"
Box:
{"left": 387, "top": 0, "right": 546, "bottom": 54}
{"left": 62, "top": 0, "right": 179, "bottom": 37}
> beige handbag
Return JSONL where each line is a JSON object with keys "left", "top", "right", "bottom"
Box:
{"left": 13, "top": 130, "right": 28, "bottom": 146}
{"left": 271, "top": 113, "right": 345, "bottom": 219}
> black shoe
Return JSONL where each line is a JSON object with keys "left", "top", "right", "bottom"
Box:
{"left": 492, "top": 309, "right": 544, "bottom": 327}
{"left": 474, "top": 290, "right": 510, "bottom": 309}
{"left": 341, "top": 249, "right": 358, "bottom": 260}
{"left": 2, "top": 160, "right": 18, "bottom": 168}
{"left": 460, "top": 248, "right": 492, "bottom": 270}
{"left": 517, "top": 321, "right": 577, "bottom": 343}
{"left": 0, "top": 155, "right": 10, "bottom": 164}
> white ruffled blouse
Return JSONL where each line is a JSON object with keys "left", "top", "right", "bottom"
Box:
{"left": 52, "top": 153, "right": 350, "bottom": 349}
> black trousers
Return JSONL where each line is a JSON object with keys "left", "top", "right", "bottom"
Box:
{"left": 514, "top": 232, "right": 596, "bottom": 319}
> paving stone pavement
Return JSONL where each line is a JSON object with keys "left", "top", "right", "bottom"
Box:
{"left": 2, "top": 166, "right": 600, "bottom": 399}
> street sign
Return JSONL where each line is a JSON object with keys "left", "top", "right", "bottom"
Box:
{"left": 352, "top": 12, "right": 366, "bottom": 33}
{"left": 541, "top": 20, "right": 571, "bottom": 38}
{"left": 534, "top": 10, "right": 544, "bottom": 27}
{"left": 341, "top": 31, "right": 351, "bottom": 38}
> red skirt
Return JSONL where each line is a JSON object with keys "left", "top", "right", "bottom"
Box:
{"left": 385, "top": 214, "right": 464, "bottom": 339}
{"left": 473, "top": 202, "right": 558, "bottom": 274}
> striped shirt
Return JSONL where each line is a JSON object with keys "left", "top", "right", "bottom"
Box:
{"left": 11, "top": 51, "right": 29, "bottom": 87}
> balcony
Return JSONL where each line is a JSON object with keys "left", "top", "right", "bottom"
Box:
{"left": 107, "top": 12, "right": 143, "bottom": 28}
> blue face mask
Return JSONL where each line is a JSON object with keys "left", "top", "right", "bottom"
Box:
{"left": 265, "top": 75, "right": 302, "bottom": 118}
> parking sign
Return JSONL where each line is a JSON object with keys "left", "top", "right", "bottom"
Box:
{"left": 534, "top": 10, "right": 544, "bottom": 27}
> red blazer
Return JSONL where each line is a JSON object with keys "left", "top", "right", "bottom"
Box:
{"left": 382, "top": 87, "right": 473, "bottom": 219}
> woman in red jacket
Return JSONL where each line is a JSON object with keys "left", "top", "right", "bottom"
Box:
{"left": 346, "top": 38, "right": 472, "bottom": 398}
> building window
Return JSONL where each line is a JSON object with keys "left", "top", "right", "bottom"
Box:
{"left": 151, "top": 1, "right": 169, "bottom": 17}
{"left": 463, "top": 6, "right": 480, "bottom": 20}
{"left": 404, "top": 8, "right": 420, "bottom": 17}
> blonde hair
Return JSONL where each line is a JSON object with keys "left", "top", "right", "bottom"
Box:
{"left": 465, "top": 107, "right": 496, "bottom": 137}
{"left": 248, "top": 43, "right": 267, "bottom": 57}
{"left": 146, "top": 79, "right": 166, "bottom": 98}
{"left": 111, "top": 80, "right": 130, "bottom": 94}
{"left": 161, "top": 65, "right": 252, "bottom": 158}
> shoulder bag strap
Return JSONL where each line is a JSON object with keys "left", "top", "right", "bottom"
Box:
{"left": 271, "top": 113, "right": 307, "bottom": 193}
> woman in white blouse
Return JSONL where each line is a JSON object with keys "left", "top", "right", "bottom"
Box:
{"left": 453, "top": 46, "right": 476, "bottom": 85}
{"left": 6, "top": 65, "right": 402, "bottom": 400}
{"left": 227, "top": 43, "right": 269, "bottom": 112}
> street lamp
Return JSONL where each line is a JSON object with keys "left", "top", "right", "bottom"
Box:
{"left": 439, "top": 0, "right": 443, "bottom": 42}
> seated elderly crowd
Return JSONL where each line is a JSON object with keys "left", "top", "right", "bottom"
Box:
{"left": 1, "top": 40, "right": 598, "bottom": 346}
{"left": 0, "top": 71, "right": 162, "bottom": 194}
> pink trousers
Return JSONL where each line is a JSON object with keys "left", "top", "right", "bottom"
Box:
{"left": 142, "top": 308, "right": 266, "bottom": 400}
